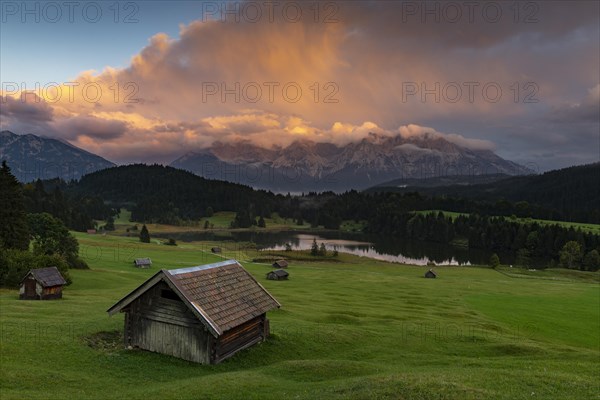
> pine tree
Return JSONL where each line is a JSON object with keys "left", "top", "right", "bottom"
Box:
{"left": 0, "top": 161, "right": 30, "bottom": 250}
{"left": 319, "top": 243, "right": 327, "bottom": 256}
{"left": 258, "top": 216, "right": 266, "bottom": 228}
{"left": 140, "top": 224, "right": 151, "bottom": 243}
{"left": 515, "top": 248, "right": 530, "bottom": 268}
{"left": 104, "top": 216, "right": 115, "bottom": 231}
{"left": 310, "top": 238, "right": 319, "bottom": 256}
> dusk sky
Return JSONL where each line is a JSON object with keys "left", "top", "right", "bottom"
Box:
{"left": 1, "top": 0, "right": 599, "bottom": 171}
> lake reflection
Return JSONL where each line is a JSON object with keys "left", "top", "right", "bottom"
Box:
{"left": 157, "top": 230, "right": 496, "bottom": 266}
{"left": 263, "top": 233, "right": 474, "bottom": 265}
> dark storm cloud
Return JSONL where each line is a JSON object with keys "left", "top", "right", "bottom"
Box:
{"left": 0, "top": 93, "right": 54, "bottom": 122}
{"left": 55, "top": 115, "right": 128, "bottom": 140}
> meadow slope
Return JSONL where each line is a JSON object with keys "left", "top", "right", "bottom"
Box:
{"left": 1, "top": 233, "right": 598, "bottom": 400}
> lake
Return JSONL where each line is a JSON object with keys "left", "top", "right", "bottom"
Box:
{"left": 156, "top": 230, "right": 507, "bottom": 266}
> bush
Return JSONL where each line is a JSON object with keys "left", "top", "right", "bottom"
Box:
{"left": 165, "top": 238, "right": 177, "bottom": 246}
{"left": 69, "top": 256, "right": 89, "bottom": 270}
{"left": 583, "top": 249, "right": 600, "bottom": 271}
{"left": 489, "top": 253, "right": 500, "bottom": 269}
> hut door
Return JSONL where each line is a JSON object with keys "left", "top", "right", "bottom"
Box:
{"left": 25, "top": 278, "right": 37, "bottom": 298}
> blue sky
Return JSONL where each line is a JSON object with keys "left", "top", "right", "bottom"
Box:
{"left": 1, "top": 1, "right": 224, "bottom": 86}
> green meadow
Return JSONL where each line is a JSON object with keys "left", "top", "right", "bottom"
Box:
{"left": 112, "top": 210, "right": 313, "bottom": 235}
{"left": 1, "top": 232, "right": 598, "bottom": 399}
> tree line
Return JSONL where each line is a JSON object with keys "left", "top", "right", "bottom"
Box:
{"left": 69, "top": 164, "right": 279, "bottom": 225}
{"left": 367, "top": 163, "right": 600, "bottom": 224}
{"left": 0, "top": 162, "right": 86, "bottom": 288}
{"left": 22, "top": 179, "right": 114, "bottom": 231}
{"left": 4, "top": 163, "right": 599, "bottom": 272}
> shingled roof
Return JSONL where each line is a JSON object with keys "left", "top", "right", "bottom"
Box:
{"left": 21, "top": 267, "right": 67, "bottom": 287}
{"left": 134, "top": 258, "right": 152, "bottom": 266}
{"left": 107, "top": 260, "right": 280, "bottom": 337}
{"left": 268, "top": 269, "right": 289, "bottom": 279}
{"left": 272, "top": 259, "right": 288, "bottom": 268}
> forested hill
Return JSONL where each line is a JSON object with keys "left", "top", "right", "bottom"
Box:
{"left": 68, "top": 164, "right": 280, "bottom": 224}
{"left": 370, "top": 163, "right": 600, "bottom": 223}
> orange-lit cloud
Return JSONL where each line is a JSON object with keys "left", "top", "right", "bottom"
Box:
{"left": 1, "top": 1, "right": 598, "bottom": 168}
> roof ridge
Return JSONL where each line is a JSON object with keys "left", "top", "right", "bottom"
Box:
{"left": 167, "top": 259, "right": 239, "bottom": 275}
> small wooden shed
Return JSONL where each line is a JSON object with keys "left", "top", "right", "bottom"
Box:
{"left": 425, "top": 269, "right": 437, "bottom": 279}
{"left": 211, "top": 247, "right": 221, "bottom": 254}
{"left": 19, "top": 267, "right": 66, "bottom": 300}
{"left": 267, "top": 269, "right": 289, "bottom": 280}
{"left": 134, "top": 258, "right": 152, "bottom": 268}
{"left": 107, "top": 260, "right": 280, "bottom": 364}
{"left": 272, "top": 259, "right": 288, "bottom": 268}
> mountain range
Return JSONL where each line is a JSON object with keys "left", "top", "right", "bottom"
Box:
{"left": 0, "top": 131, "right": 115, "bottom": 182}
{"left": 1, "top": 130, "right": 531, "bottom": 190}
{"left": 170, "top": 132, "right": 531, "bottom": 191}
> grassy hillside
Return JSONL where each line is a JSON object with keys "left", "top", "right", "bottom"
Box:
{"left": 1, "top": 233, "right": 598, "bottom": 399}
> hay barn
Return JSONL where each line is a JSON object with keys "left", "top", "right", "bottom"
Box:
{"left": 425, "top": 269, "right": 437, "bottom": 278}
{"left": 107, "top": 260, "right": 280, "bottom": 364}
{"left": 134, "top": 258, "right": 152, "bottom": 268}
{"left": 19, "top": 267, "right": 66, "bottom": 300}
{"left": 267, "top": 269, "right": 289, "bottom": 280}
{"left": 272, "top": 259, "right": 288, "bottom": 268}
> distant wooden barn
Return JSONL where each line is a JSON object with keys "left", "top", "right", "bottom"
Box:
{"left": 211, "top": 247, "right": 221, "bottom": 254}
{"left": 272, "top": 259, "right": 288, "bottom": 268}
{"left": 107, "top": 260, "right": 280, "bottom": 364}
{"left": 267, "top": 269, "right": 289, "bottom": 280}
{"left": 425, "top": 269, "right": 437, "bottom": 279}
{"left": 134, "top": 258, "right": 152, "bottom": 268}
{"left": 19, "top": 267, "right": 66, "bottom": 300}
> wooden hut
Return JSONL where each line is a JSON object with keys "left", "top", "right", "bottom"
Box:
{"left": 134, "top": 258, "right": 152, "bottom": 268}
{"left": 267, "top": 269, "right": 289, "bottom": 280}
{"left": 211, "top": 247, "right": 221, "bottom": 254}
{"left": 19, "top": 267, "right": 66, "bottom": 300}
{"left": 107, "top": 260, "right": 280, "bottom": 364}
{"left": 425, "top": 269, "right": 437, "bottom": 279}
{"left": 272, "top": 259, "right": 288, "bottom": 268}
